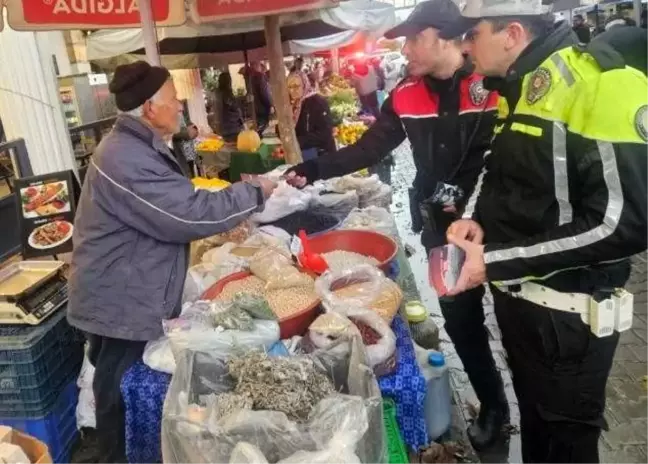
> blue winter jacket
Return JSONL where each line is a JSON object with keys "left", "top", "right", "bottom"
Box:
{"left": 67, "top": 115, "right": 264, "bottom": 341}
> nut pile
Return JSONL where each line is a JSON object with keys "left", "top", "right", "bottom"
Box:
{"left": 227, "top": 351, "right": 335, "bottom": 421}
{"left": 216, "top": 275, "right": 319, "bottom": 319}
{"left": 323, "top": 250, "right": 379, "bottom": 273}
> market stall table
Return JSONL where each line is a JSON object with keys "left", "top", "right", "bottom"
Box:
{"left": 120, "top": 314, "right": 427, "bottom": 463}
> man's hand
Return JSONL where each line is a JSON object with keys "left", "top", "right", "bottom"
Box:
{"left": 447, "top": 219, "right": 484, "bottom": 244}
{"left": 446, "top": 234, "right": 487, "bottom": 295}
{"left": 284, "top": 170, "right": 307, "bottom": 188}
{"left": 443, "top": 205, "right": 457, "bottom": 214}
{"left": 257, "top": 177, "right": 278, "bottom": 199}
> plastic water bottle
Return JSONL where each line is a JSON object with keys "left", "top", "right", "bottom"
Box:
{"left": 417, "top": 349, "right": 452, "bottom": 443}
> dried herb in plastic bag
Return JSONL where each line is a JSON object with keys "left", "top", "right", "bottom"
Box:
{"left": 232, "top": 293, "right": 276, "bottom": 320}
{"left": 211, "top": 302, "right": 254, "bottom": 331}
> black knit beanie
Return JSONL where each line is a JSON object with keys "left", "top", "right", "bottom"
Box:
{"left": 109, "top": 61, "right": 171, "bottom": 112}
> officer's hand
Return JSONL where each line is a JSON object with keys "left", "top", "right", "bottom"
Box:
{"left": 285, "top": 170, "right": 307, "bottom": 188}
{"left": 447, "top": 219, "right": 484, "bottom": 244}
{"left": 446, "top": 234, "right": 487, "bottom": 295}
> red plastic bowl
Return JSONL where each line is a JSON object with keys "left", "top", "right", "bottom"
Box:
{"left": 305, "top": 230, "right": 398, "bottom": 272}
{"left": 201, "top": 271, "right": 321, "bottom": 339}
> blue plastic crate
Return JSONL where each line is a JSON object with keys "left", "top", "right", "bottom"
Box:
{"left": 0, "top": 380, "right": 79, "bottom": 463}
{"left": 0, "top": 308, "right": 84, "bottom": 416}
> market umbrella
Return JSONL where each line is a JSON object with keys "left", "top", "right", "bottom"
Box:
{"left": 85, "top": 0, "right": 395, "bottom": 60}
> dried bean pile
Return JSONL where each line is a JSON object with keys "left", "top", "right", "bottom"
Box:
{"left": 216, "top": 275, "right": 318, "bottom": 319}
{"left": 323, "top": 250, "right": 379, "bottom": 273}
{"left": 227, "top": 351, "right": 335, "bottom": 421}
{"left": 349, "top": 317, "right": 381, "bottom": 345}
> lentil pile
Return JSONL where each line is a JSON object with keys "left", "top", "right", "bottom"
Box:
{"left": 323, "top": 250, "right": 379, "bottom": 273}
{"left": 216, "top": 275, "right": 319, "bottom": 319}
{"left": 226, "top": 351, "right": 335, "bottom": 421}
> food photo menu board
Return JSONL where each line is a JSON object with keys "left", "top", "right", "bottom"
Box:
{"left": 14, "top": 170, "right": 80, "bottom": 259}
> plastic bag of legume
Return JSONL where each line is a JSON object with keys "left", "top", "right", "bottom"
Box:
{"left": 249, "top": 248, "right": 313, "bottom": 290}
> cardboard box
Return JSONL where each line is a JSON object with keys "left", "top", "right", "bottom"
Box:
{"left": 7, "top": 431, "right": 52, "bottom": 464}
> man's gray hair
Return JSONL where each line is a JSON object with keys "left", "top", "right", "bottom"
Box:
{"left": 120, "top": 85, "right": 164, "bottom": 117}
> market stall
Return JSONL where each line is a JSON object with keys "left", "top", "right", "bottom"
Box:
{"left": 110, "top": 171, "right": 436, "bottom": 463}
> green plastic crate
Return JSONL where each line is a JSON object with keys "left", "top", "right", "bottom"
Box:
{"left": 228, "top": 143, "right": 285, "bottom": 181}
{"left": 383, "top": 398, "right": 408, "bottom": 464}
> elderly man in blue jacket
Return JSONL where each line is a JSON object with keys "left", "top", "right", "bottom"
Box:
{"left": 67, "top": 61, "right": 275, "bottom": 462}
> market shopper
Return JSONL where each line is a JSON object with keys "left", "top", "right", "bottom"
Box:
{"left": 216, "top": 71, "right": 244, "bottom": 143}
{"left": 286, "top": 0, "right": 509, "bottom": 450}
{"left": 172, "top": 120, "right": 199, "bottom": 178}
{"left": 441, "top": 2, "right": 648, "bottom": 461}
{"left": 286, "top": 71, "right": 336, "bottom": 161}
{"left": 67, "top": 61, "right": 276, "bottom": 463}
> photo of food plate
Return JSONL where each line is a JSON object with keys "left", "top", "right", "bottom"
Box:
{"left": 20, "top": 181, "right": 70, "bottom": 218}
{"left": 28, "top": 221, "right": 74, "bottom": 250}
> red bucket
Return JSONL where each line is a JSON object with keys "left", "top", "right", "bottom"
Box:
{"left": 305, "top": 230, "right": 398, "bottom": 272}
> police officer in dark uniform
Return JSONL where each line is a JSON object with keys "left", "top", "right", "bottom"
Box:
{"left": 441, "top": 0, "right": 647, "bottom": 461}
{"left": 286, "top": 0, "right": 510, "bottom": 449}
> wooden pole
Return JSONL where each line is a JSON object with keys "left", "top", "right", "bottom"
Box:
{"left": 138, "top": 0, "right": 161, "bottom": 66}
{"left": 264, "top": 15, "right": 302, "bottom": 164}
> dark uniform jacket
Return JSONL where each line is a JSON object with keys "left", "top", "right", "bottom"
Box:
{"left": 292, "top": 60, "right": 497, "bottom": 244}
{"left": 466, "top": 22, "right": 648, "bottom": 293}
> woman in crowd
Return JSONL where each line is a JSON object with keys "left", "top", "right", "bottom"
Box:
{"left": 286, "top": 71, "right": 336, "bottom": 161}
{"left": 217, "top": 72, "right": 244, "bottom": 142}
{"left": 172, "top": 120, "right": 198, "bottom": 178}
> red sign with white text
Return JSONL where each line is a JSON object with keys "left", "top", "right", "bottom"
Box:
{"left": 5, "top": 0, "right": 185, "bottom": 30}
{"left": 196, "top": 0, "right": 339, "bottom": 21}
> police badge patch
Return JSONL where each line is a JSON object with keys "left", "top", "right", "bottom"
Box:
{"left": 469, "top": 80, "right": 488, "bottom": 106}
{"left": 526, "top": 67, "right": 552, "bottom": 104}
{"left": 635, "top": 105, "right": 648, "bottom": 141}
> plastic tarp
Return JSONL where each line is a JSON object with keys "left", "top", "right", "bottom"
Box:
{"left": 86, "top": 0, "right": 396, "bottom": 67}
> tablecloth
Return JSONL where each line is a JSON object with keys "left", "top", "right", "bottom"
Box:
{"left": 121, "top": 362, "right": 171, "bottom": 464}
{"left": 379, "top": 314, "right": 429, "bottom": 451}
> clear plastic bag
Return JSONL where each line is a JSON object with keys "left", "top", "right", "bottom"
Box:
{"left": 276, "top": 396, "right": 368, "bottom": 463}
{"left": 232, "top": 293, "right": 276, "bottom": 320}
{"left": 162, "top": 338, "right": 385, "bottom": 463}
{"left": 249, "top": 248, "right": 312, "bottom": 290}
{"left": 229, "top": 442, "right": 269, "bottom": 464}
{"left": 184, "top": 250, "right": 247, "bottom": 304}
{"left": 315, "top": 265, "right": 385, "bottom": 315}
{"left": 307, "top": 309, "right": 396, "bottom": 372}
{"left": 251, "top": 182, "right": 312, "bottom": 224}
{"left": 308, "top": 190, "right": 359, "bottom": 221}
{"left": 166, "top": 320, "right": 280, "bottom": 361}
{"left": 340, "top": 207, "right": 398, "bottom": 238}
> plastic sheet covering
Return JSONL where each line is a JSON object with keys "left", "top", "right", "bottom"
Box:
{"left": 161, "top": 337, "right": 386, "bottom": 463}
{"left": 340, "top": 207, "right": 399, "bottom": 238}
{"left": 251, "top": 182, "right": 312, "bottom": 224}
{"left": 308, "top": 309, "right": 396, "bottom": 372}
{"left": 143, "top": 302, "right": 280, "bottom": 374}
{"left": 315, "top": 265, "right": 385, "bottom": 315}
{"left": 321, "top": 175, "right": 392, "bottom": 209}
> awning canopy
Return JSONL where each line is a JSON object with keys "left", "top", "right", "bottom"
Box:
{"left": 86, "top": 0, "right": 395, "bottom": 68}
{"left": 0, "top": 0, "right": 340, "bottom": 31}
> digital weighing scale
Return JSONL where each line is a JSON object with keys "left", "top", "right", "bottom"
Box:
{"left": 0, "top": 261, "right": 68, "bottom": 325}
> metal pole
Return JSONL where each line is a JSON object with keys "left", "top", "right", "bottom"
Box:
{"left": 139, "top": 0, "right": 161, "bottom": 66}
{"left": 633, "top": 0, "right": 642, "bottom": 25}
